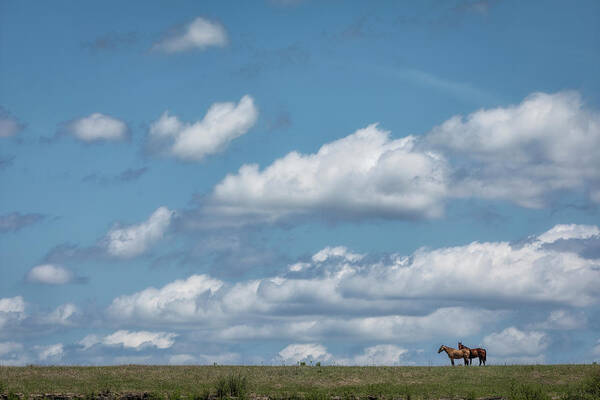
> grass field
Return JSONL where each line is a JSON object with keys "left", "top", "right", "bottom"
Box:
{"left": 1, "top": 364, "right": 599, "bottom": 400}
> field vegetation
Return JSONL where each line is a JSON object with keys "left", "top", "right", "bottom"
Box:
{"left": 0, "top": 364, "right": 598, "bottom": 400}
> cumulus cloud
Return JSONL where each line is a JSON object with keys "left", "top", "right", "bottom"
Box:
{"left": 107, "top": 275, "right": 223, "bottom": 323}
{"left": 312, "top": 246, "right": 363, "bottom": 263}
{"left": 149, "top": 95, "right": 258, "bottom": 161}
{"left": 0, "top": 342, "right": 29, "bottom": 366}
{"left": 278, "top": 343, "right": 332, "bottom": 364}
{"left": 0, "top": 341, "right": 23, "bottom": 356}
{"left": 168, "top": 354, "right": 197, "bottom": 365}
{"left": 44, "top": 303, "right": 79, "bottom": 326}
{"left": 26, "top": 264, "right": 75, "bottom": 285}
{"left": 63, "top": 113, "right": 128, "bottom": 142}
{"left": 104, "top": 223, "right": 600, "bottom": 348}
{"left": 344, "top": 344, "right": 408, "bottom": 366}
{"left": 277, "top": 344, "right": 408, "bottom": 366}
{"left": 79, "top": 330, "right": 177, "bottom": 350}
{"left": 104, "top": 206, "right": 174, "bottom": 258}
{"left": 219, "top": 307, "right": 495, "bottom": 343}
{"left": 0, "top": 212, "right": 45, "bottom": 233}
{"left": 537, "top": 224, "right": 600, "bottom": 244}
{"left": 427, "top": 91, "right": 600, "bottom": 207}
{"left": 342, "top": 230, "right": 600, "bottom": 308}
{"left": 194, "top": 91, "right": 599, "bottom": 226}
{"left": 483, "top": 327, "right": 548, "bottom": 356}
{"left": 207, "top": 124, "right": 448, "bottom": 223}
{"left": 532, "top": 309, "right": 587, "bottom": 331}
{"left": 0, "top": 296, "right": 26, "bottom": 329}
{"left": 154, "top": 17, "right": 227, "bottom": 53}
{"left": 36, "top": 343, "right": 64, "bottom": 362}
{"left": 0, "top": 297, "right": 82, "bottom": 334}
{"left": 0, "top": 107, "right": 25, "bottom": 137}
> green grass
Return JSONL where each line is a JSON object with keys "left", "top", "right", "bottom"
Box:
{"left": 0, "top": 364, "right": 598, "bottom": 399}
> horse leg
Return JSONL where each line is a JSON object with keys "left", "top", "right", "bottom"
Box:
{"left": 451, "top": 358, "right": 454, "bottom": 366}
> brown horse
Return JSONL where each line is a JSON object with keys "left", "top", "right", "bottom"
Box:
{"left": 437, "top": 345, "right": 469, "bottom": 366}
{"left": 458, "top": 342, "right": 487, "bottom": 366}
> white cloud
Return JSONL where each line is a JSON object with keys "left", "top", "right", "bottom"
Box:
{"left": 65, "top": 113, "right": 128, "bottom": 142}
{"left": 105, "top": 206, "right": 174, "bottom": 258}
{"left": 278, "top": 343, "right": 332, "bottom": 364}
{"left": 277, "top": 344, "right": 408, "bottom": 366}
{"left": 168, "top": 352, "right": 240, "bottom": 365}
{"left": 0, "top": 296, "right": 25, "bottom": 313}
{"left": 0, "top": 107, "right": 24, "bottom": 137}
{"left": 194, "top": 91, "right": 600, "bottom": 227}
{"left": 343, "top": 344, "right": 408, "bottom": 366}
{"left": 288, "top": 262, "right": 310, "bottom": 272}
{"left": 79, "top": 330, "right": 177, "bottom": 350}
{"left": 536, "top": 224, "right": 599, "bottom": 244}
{"left": 105, "top": 224, "right": 600, "bottom": 339}
{"left": 107, "top": 274, "right": 223, "bottom": 323}
{"left": 169, "top": 354, "right": 196, "bottom": 365}
{"left": 426, "top": 91, "right": 600, "bottom": 207}
{"left": 312, "top": 246, "right": 363, "bottom": 263}
{"left": 533, "top": 309, "right": 587, "bottom": 330}
{"left": 154, "top": 17, "right": 227, "bottom": 53}
{"left": 0, "top": 341, "right": 23, "bottom": 356}
{"left": 208, "top": 124, "right": 448, "bottom": 223}
{"left": 26, "top": 264, "right": 74, "bottom": 285}
{"left": 37, "top": 343, "right": 64, "bottom": 361}
{"left": 0, "top": 296, "right": 26, "bottom": 330}
{"left": 45, "top": 303, "right": 79, "bottom": 326}
{"left": 483, "top": 327, "right": 548, "bottom": 356}
{"left": 149, "top": 95, "right": 258, "bottom": 161}
{"left": 185, "top": 305, "right": 493, "bottom": 344}
{"left": 342, "top": 224, "right": 600, "bottom": 307}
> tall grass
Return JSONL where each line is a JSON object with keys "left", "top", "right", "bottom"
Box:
{"left": 216, "top": 373, "right": 248, "bottom": 399}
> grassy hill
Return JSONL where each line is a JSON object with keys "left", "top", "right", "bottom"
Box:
{"left": 1, "top": 364, "right": 599, "bottom": 399}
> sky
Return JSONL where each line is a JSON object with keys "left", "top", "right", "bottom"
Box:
{"left": 1, "top": 0, "right": 600, "bottom": 366}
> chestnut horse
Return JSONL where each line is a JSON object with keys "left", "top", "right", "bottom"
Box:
{"left": 458, "top": 342, "right": 487, "bottom": 366}
{"left": 437, "top": 345, "right": 469, "bottom": 366}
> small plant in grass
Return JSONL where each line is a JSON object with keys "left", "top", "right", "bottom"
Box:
{"left": 400, "top": 386, "right": 412, "bottom": 400}
{"left": 147, "top": 392, "right": 164, "bottom": 400}
{"left": 562, "top": 369, "right": 600, "bottom": 400}
{"left": 465, "top": 391, "right": 477, "bottom": 400}
{"left": 192, "top": 388, "right": 211, "bottom": 400}
{"left": 6, "top": 392, "right": 20, "bottom": 400}
{"left": 216, "top": 373, "right": 248, "bottom": 399}
{"left": 216, "top": 377, "right": 228, "bottom": 399}
{"left": 228, "top": 373, "right": 248, "bottom": 397}
{"left": 305, "top": 391, "right": 328, "bottom": 400}
{"left": 510, "top": 383, "right": 550, "bottom": 400}
{"left": 168, "top": 389, "right": 182, "bottom": 400}
{"left": 0, "top": 381, "right": 6, "bottom": 393}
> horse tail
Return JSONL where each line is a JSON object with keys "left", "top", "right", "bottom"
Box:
{"left": 482, "top": 349, "right": 487, "bottom": 362}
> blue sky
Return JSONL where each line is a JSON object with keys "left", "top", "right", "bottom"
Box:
{"left": 1, "top": 0, "right": 600, "bottom": 366}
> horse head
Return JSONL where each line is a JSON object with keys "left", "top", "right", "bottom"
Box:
{"left": 437, "top": 345, "right": 445, "bottom": 353}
